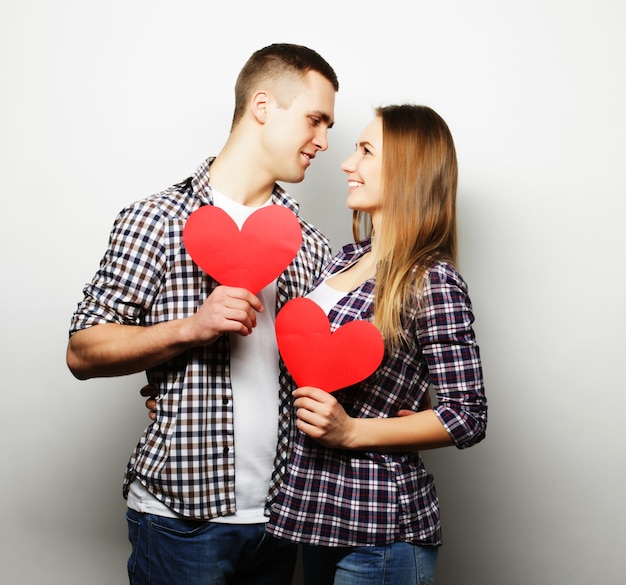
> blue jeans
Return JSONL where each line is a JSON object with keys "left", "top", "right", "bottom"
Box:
{"left": 126, "top": 509, "right": 297, "bottom": 585}
{"left": 302, "top": 542, "right": 439, "bottom": 585}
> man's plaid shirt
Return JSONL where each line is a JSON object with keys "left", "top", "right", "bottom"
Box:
{"left": 267, "top": 239, "right": 487, "bottom": 546}
{"left": 69, "top": 158, "right": 332, "bottom": 519}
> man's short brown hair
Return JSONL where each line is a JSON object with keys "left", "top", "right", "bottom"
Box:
{"left": 232, "top": 44, "right": 339, "bottom": 128}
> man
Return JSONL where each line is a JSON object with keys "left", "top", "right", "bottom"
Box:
{"left": 67, "top": 43, "right": 338, "bottom": 585}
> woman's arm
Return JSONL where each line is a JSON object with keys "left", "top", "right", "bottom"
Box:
{"left": 418, "top": 264, "right": 487, "bottom": 449}
{"left": 294, "top": 265, "right": 487, "bottom": 453}
{"left": 293, "top": 386, "right": 453, "bottom": 451}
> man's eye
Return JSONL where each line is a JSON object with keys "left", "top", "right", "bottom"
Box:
{"left": 309, "top": 117, "right": 321, "bottom": 126}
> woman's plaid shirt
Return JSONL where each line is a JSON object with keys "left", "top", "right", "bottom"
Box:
{"left": 69, "top": 158, "right": 332, "bottom": 519}
{"left": 267, "top": 240, "right": 487, "bottom": 546}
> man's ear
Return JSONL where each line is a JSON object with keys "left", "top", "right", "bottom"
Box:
{"left": 250, "top": 90, "right": 272, "bottom": 124}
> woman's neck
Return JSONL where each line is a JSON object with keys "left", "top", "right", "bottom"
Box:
{"left": 326, "top": 246, "right": 378, "bottom": 293}
{"left": 369, "top": 213, "right": 382, "bottom": 264}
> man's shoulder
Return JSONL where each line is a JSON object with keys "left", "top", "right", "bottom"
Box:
{"left": 298, "top": 215, "right": 330, "bottom": 248}
{"left": 120, "top": 177, "right": 199, "bottom": 223}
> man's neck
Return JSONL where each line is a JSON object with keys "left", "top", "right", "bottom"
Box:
{"left": 209, "top": 137, "right": 275, "bottom": 208}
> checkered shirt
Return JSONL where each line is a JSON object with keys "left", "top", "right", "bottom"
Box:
{"left": 267, "top": 239, "right": 487, "bottom": 546}
{"left": 69, "top": 158, "right": 332, "bottom": 519}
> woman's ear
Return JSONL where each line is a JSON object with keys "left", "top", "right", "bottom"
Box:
{"left": 250, "top": 90, "right": 271, "bottom": 124}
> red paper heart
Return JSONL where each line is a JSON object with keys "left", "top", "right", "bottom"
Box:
{"left": 183, "top": 205, "right": 302, "bottom": 294}
{"left": 275, "top": 297, "right": 385, "bottom": 393}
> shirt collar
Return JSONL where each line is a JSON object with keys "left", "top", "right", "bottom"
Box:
{"left": 191, "top": 157, "right": 300, "bottom": 215}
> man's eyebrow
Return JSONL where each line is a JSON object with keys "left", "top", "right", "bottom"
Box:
{"left": 312, "top": 111, "right": 334, "bottom": 128}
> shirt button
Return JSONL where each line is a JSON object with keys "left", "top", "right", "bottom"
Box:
{"left": 222, "top": 397, "right": 229, "bottom": 405}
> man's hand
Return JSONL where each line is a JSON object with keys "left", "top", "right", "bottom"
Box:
{"left": 397, "top": 389, "right": 433, "bottom": 417}
{"left": 67, "top": 286, "right": 263, "bottom": 379}
{"left": 188, "top": 285, "right": 264, "bottom": 344}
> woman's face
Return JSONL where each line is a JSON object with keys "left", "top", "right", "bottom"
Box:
{"left": 341, "top": 116, "right": 383, "bottom": 217}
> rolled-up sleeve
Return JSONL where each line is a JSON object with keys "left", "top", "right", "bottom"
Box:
{"left": 417, "top": 264, "right": 487, "bottom": 449}
{"left": 69, "top": 201, "right": 168, "bottom": 335}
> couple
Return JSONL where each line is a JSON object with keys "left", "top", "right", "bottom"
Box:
{"left": 67, "top": 43, "right": 487, "bottom": 585}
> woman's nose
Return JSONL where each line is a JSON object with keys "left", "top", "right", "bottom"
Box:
{"left": 341, "top": 152, "right": 357, "bottom": 173}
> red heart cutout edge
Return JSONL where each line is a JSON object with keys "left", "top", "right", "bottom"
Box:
{"left": 275, "top": 297, "right": 385, "bottom": 393}
{"left": 183, "top": 205, "right": 302, "bottom": 294}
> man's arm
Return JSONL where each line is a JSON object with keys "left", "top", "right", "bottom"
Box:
{"left": 67, "top": 285, "right": 263, "bottom": 379}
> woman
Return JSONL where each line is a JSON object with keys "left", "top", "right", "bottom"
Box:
{"left": 265, "top": 104, "right": 487, "bottom": 584}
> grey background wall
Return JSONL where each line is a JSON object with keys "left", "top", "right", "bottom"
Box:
{"left": 1, "top": 1, "right": 624, "bottom": 583}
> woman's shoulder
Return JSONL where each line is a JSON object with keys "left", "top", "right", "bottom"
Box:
{"left": 422, "top": 261, "right": 469, "bottom": 295}
{"left": 327, "top": 239, "right": 371, "bottom": 267}
{"left": 339, "top": 239, "right": 371, "bottom": 255}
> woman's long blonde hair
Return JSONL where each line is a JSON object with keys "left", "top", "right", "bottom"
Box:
{"left": 353, "top": 105, "right": 458, "bottom": 350}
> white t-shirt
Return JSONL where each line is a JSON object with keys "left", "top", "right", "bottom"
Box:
{"left": 128, "top": 190, "right": 279, "bottom": 524}
{"left": 306, "top": 280, "right": 346, "bottom": 315}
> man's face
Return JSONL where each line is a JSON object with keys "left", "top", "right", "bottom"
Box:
{"left": 261, "top": 70, "right": 336, "bottom": 184}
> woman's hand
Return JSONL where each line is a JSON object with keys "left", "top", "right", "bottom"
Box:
{"left": 293, "top": 387, "right": 357, "bottom": 449}
{"left": 140, "top": 384, "right": 158, "bottom": 421}
{"left": 294, "top": 386, "right": 451, "bottom": 452}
